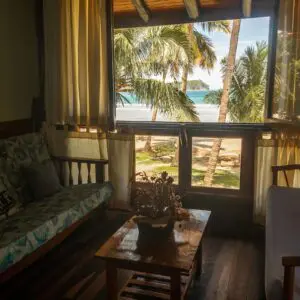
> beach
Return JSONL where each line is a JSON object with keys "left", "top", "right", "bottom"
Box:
{"left": 116, "top": 90, "right": 219, "bottom": 122}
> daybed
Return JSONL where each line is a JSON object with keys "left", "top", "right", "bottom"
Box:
{"left": 0, "top": 132, "right": 112, "bottom": 282}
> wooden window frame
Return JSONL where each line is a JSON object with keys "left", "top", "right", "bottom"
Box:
{"left": 118, "top": 122, "right": 263, "bottom": 203}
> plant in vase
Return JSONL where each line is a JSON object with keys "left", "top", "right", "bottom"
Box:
{"left": 132, "top": 171, "right": 189, "bottom": 235}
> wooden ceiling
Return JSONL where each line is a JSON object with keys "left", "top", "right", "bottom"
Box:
{"left": 113, "top": 0, "right": 276, "bottom": 28}
{"left": 114, "top": 0, "right": 240, "bottom": 15}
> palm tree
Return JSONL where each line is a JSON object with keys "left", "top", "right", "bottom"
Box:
{"left": 114, "top": 26, "right": 198, "bottom": 121}
{"left": 180, "top": 21, "right": 231, "bottom": 94}
{"left": 204, "top": 41, "right": 268, "bottom": 123}
{"left": 115, "top": 26, "right": 200, "bottom": 151}
{"left": 143, "top": 22, "right": 229, "bottom": 149}
{"left": 203, "top": 19, "right": 241, "bottom": 187}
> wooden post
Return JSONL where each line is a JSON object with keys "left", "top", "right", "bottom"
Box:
{"left": 195, "top": 243, "right": 203, "bottom": 279}
{"left": 106, "top": 0, "right": 116, "bottom": 132}
{"left": 106, "top": 262, "right": 118, "bottom": 300}
{"left": 283, "top": 266, "right": 295, "bottom": 300}
{"left": 170, "top": 271, "right": 181, "bottom": 300}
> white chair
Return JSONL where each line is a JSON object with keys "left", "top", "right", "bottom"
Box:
{"left": 266, "top": 165, "right": 300, "bottom": 300}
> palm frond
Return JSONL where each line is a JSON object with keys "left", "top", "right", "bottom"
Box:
{"left": 192, "top": 30, "right": 216, "bottom": 69}
{"left": 198, "top": 21, "right": 231, "bottom": 34}
{"left": 133, "top": 78, "right": 199, "bottom": 122}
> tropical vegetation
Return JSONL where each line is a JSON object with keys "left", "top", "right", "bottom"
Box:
{"left": 115, "top": 20, "right": 269, "bottom": 189}
{"left": 114, "top": 22, "right": 230, "bottom": 123}
{"left": 202, "top": 20, "right": 241, "bottom": 187}
{"left": 204, "top": 41, "right": 268, "bottom": 123}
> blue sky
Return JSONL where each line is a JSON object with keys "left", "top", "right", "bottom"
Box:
{"left": 191, "top": 17, "right": 270, "bottom": 90}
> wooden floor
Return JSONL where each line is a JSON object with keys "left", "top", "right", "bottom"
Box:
{"left": 1, "top": 210, "right": 265, "bottom": 300}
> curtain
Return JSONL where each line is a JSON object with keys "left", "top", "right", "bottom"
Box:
{"left": 254, "top": 135, "right": 277, "bottom": 224}
{"left": 43, "top": 1, "right": 134, "bottom": 209}
{"left": 271, "top": 0, "right": 300, "bottom": 120}
{"left": 44, "top": 0, "right": 109, "bottom": 128}
{"left": 107, "top": 133, "right": 135, "bottom": 209}
{"left": 254, "top": 130, "right": 300, "bottom": 224}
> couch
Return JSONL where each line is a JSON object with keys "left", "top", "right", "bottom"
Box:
{"left": 0, "top": 132, "right": 112, "bottom": 282}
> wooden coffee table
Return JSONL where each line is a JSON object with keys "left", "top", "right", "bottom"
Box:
{"left": 95, "top": 209, "right": 211, "bottom": 300}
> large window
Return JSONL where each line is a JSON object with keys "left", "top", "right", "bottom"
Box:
{"left": 116, "top": 17, "right": 269, "bottom": 198}
{"left": 115, "top": 17, "right": 270, "bottom": 124}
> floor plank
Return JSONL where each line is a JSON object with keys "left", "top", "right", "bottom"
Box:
{"left": 0, "top": 210, "right": 265, "bottom": 300}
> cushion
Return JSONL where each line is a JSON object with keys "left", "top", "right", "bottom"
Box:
{"left": 3, "top": 133, "right": 50, "bottom": 205}
{"left": 23, "top": 160, "right": 62, "bottom": 201}
{"left": 0, "top": 173, "right": 19, "bottom": 220}
{"left": 266, "top": 186, "right": 300, "bottom": 300}
{"left": 0, "top": 182, "right": 113, "bottom": 273}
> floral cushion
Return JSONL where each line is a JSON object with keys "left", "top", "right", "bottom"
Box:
{"left": 3, "top": 133, "right": 50, "bottom": 204}
{"left": 0, "top": 182, "right": 113, "bottom": 273}
{"left": 0, "top": 173, "right": 19, "bottom": 220}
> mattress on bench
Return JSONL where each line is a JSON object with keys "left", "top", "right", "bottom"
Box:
{"left": 0, "top": 182, "right": 113, "bottom": 273}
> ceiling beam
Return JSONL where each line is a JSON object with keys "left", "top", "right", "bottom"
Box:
{"left": 183, "top": 0, "right": 199, "bottom": 19}
{"left": 243, "top": 0, "right": 252, "bottom": 17}
{"left": 131, "top": 0, "right": 150, "bottom": 23}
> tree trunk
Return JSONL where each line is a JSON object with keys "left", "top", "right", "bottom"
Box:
{"left": 144, "top": 70, "right": 167, "bottom": 151}
{"left": 181, "top": 65, "right": 189, "bottom": 93}
{"left": 181, "top": 23, "right": 193, "bottom": 93}
{"left": 144, "top": 108, "right": 158, "bottom": 151}
{"left": 203, "top": 20, "right": 241, "bottom": 187}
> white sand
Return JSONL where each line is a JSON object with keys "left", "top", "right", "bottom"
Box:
{"left": 117, "top": 104, "right": 219, "bottom": 122}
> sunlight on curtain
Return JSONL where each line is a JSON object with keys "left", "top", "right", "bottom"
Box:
{"left": 254, "top": 130, "right": 300, "bottom": 224}
{"left": 254, "top": 135, "right": 277, "bottom": 225}
{"left": 107, "top": 133, "right": 135, "bottom": 209}
{"left": 44, "top": 0, "right": 109, "bottom": 128}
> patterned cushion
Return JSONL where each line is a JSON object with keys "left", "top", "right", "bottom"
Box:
{"left": 0, "top": 173, "right": 19, "bottom": 220}
{"left": 0, "top": 182, "right": 113, "bottom": 273}
{"left": 23, "top": 160, "right": 62, "bottom": 201}
{"left": 3, "top": 133, "right": 50, "bottom": 204}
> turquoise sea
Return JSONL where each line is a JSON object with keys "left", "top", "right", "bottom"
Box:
{"left": 117, "top": 90, "right": 218, "bottom": 122}
{"left": 120, "top": 90, "right": 209, "bottom": 104}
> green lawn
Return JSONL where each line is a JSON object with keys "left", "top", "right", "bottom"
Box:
{"left": 135, "top": 149, "right": 240, "bottom": 189}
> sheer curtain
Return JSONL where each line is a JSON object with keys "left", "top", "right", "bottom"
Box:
{"left": 43, "top": 0, "right": 134, "bottom": 209}
{"left": 254, "top": 134, "right": 277, "bottom": 224}
{"left": 254, "top": 130, "right": 300, "bottom": 224}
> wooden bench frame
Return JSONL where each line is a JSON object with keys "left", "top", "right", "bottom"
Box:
{"left": 272, "top": 164, "right": 300, "bottom": 300}
{"left": 0, "top": 156, "right": 109, "bottom": 284}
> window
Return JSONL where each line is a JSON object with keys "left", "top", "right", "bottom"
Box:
{"left": 115, "top": 17, "right": 269, "bottom": 200}
{"left": 191, "top": 137, "right": 242, "bottom": 189}
{"left": 269, "top": 0, "right": 300, "bottom": 122}
{"left": 115, "top": 17, "right": 270, "bottom": 124}
{"left": 135, "top": 135, "right": 179, "bottom": 183}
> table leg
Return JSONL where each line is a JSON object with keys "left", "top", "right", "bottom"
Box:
{"left": 195, "top": 242, "right": 203, "bottom": 279}
{"left": 170, "top": 271, "right": 181, "bottom": 300}
{"left": 106, "top": 261, "right": 117, "bottom": 300}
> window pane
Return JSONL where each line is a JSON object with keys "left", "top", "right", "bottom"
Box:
{"left": 135, "top": 136, "right": 179, "bottom": 183}
{"left": 192, "top": 138, "right": 241, "bottom": 189}
{"left": 115, "top": 17, "right": 269, "bottom": 124}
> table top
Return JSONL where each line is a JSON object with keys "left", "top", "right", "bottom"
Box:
{"left": 95, "top": 209, "right": 211, "bottom": 273}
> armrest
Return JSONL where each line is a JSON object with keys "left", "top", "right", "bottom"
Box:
{"left": 52, "top": 156, "right": 108, "bottom": 185}
{"left": 282, "top": 256, "right": 300, "bottom": 300}
{"left": 283, "top": 256, "right": 300, "bottom": 267}
{"left": 53, "top": 156, "right": 108, "bottom": 165}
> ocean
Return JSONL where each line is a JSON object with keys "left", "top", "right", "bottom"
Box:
{"left": 119, "top": 90, "right": 209, "bottom": 104}
{"left": 116, "top": 90, "right": 219, "bottom": 122}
